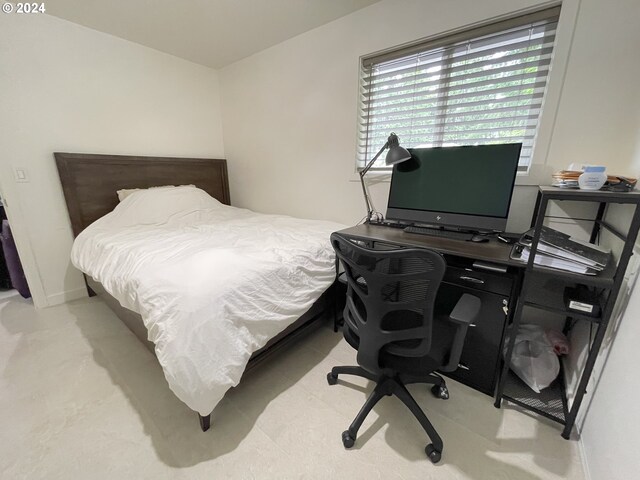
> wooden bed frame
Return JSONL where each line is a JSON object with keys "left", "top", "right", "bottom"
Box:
{"left": 54, "top": 152, "right": 336, "bottom": 431}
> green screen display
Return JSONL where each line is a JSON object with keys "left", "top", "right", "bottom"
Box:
{"left": 388, "top": 144, "right": 521, "bottom": 219}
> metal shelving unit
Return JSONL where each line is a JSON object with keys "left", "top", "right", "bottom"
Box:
{"left": 494, "top": 186, "right": 640, "bottom": 439}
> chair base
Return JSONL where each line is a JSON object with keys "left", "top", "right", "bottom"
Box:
{"left": 327, "top": 365, "right": 447, "bottom": 463}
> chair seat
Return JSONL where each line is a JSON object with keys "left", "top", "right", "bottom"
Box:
{"left": 343, "top": 314, "right": 457, "bottom": 375}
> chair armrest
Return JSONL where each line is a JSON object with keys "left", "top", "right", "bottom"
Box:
{"left": 440, "top": 293, "right": 481, "bottom": 372}
{"left": 448, "top": 293, "right": 481, "bottom": 325}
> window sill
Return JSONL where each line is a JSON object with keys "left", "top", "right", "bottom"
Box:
{"left": 351, "top": 164, "right": 551, "bottom": 187}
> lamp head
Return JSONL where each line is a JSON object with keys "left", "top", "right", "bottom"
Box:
{"left": 385, "top": 133, "right": 412, "bottom": 166}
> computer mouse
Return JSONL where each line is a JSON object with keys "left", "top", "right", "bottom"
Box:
{"left": 470, "top": 235, "right": 490, "bottom": 243}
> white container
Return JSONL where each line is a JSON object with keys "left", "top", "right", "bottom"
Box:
{"left": 578, "top": 166, "right": 607, "bottom": 190}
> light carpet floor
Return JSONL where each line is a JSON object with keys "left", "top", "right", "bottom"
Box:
{"left": 0, "top": 295, "right": 586, "bottom": 479}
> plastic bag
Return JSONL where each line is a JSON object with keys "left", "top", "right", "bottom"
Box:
{"left": 504, "top": 324, "right": 559, "bottom": 393}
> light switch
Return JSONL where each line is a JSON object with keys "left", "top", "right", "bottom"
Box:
{"left": 14, "top": 168, "right": 29, "bottom": 183}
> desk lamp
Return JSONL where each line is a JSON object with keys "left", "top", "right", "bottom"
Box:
{"left": 360, "top": 132, "right": 412, "bottom": 223}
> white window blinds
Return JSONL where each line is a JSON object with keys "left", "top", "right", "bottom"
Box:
{"left": 358, "top": 7, "right": 560, "bottom": 172}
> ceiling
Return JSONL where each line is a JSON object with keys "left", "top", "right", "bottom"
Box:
{"left": 47, "top": 0, "right": 380, "bottom": 69}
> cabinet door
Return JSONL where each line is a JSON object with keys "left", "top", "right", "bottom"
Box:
{"left": 436, "top": 282, "right": 509, "bottom": 395}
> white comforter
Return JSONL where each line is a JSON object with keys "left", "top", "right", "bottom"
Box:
{"left": 71, "top": 187, "right": 344, "bottom": 415}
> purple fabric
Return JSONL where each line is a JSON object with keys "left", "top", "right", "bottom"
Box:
{"left": 1, "top": 220, "right": 31, "bottom": 298}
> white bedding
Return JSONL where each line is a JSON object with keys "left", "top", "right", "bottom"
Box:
{"left": 71, "top": 187, "right": 344, "bottom": 415}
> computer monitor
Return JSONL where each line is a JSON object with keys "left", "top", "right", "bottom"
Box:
{"left": 386, "top": 143, "right": 521, "bottom": 232}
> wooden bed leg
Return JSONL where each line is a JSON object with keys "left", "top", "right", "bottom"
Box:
{"left": 84, "top": 276, "right": 97, "bottom": 297}
{"left": 199, "top": 413, "right": 211, "bottom": 432}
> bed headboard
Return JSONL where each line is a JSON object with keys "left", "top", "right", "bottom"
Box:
{"left": 55, "top": 152, "right": 230, "bottom": 237}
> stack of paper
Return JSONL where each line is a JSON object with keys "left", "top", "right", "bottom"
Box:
{"left": 551, "top": 170, "right": 637, "bottom": 190}
{"left": 513, "top": 227, "right": 611, "bottom": 275}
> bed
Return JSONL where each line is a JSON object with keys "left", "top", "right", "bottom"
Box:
{"left": 55, "top": 152, "right": 342, "bottom": 431}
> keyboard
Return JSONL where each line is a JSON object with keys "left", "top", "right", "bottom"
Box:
{"left": 403, "top": 226, "right": 474, "bottom": 241}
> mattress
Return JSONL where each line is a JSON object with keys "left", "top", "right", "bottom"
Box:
{"left": 71, "top": 186, "right": 344, "bottom": 415}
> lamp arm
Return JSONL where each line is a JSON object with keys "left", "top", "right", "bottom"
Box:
{"left": 359, "top": 142, "right": 388, "bottom": 222}
{"left": 359, "top": 170, "right": 373, "bottom": 221}
{"left": 360, "top": 142, "right": 388, "bottom": 177}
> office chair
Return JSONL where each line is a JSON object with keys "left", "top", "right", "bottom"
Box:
{"left": 328, "top": 233, "right": 480, "bottom": 463}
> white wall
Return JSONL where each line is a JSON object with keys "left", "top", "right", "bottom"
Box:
{"left": 219, "top": 0, "right": 639, "bottom": 231}
{"left": 0, "top": 14, "right": 225, "bottom": 307}
{"left": 551, "top": 1, "right": 640, "bottom": 478}
{"left": 579, "top": 32, "right": 640, "bottom": 479}
{"left": 580, "top": 244, "right": 640, "bottom": 480}
{"left": 219, "top": 0, "right": 561, "bottom": 233}
{"left": 543, "top": 0, "right": 640, "bottom": 174}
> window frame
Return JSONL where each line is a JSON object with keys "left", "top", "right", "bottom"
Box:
{"left": 354, "top": 2, "right": 575, "bottom": 185}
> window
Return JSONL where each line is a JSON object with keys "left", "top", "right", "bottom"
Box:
{"left": 358, "top": 7, "right": 560, "bottom": 172}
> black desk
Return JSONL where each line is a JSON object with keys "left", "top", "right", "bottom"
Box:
{"left": 336, "top": 224, "right": 523, "bottom": 396}
{"left": 338, "top": 224, "right": 520, "bottom": 265}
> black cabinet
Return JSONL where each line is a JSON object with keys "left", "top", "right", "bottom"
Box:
{"left": 436, "top": 264, "right": 514, "bottom": 395}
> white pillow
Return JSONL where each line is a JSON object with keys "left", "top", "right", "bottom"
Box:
{"left": 109, "top": 186, "right": 223, "bottom": 227}
{"left": 117, "top": 184, "right": 196, "bottom": 202}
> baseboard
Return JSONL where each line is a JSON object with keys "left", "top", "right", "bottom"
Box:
{"left": 46, "top": 287, "right": 88, "bottom": 306}
{"left": 578, "top": 435, "right": 592, "bottom": 480}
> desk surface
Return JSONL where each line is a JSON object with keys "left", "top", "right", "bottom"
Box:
{"left": 337, "top": 224, "right": 522, "bottom": 267}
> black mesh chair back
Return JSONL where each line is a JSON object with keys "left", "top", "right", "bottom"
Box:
{"left": 331, "top": 232, "right": 446, "bottom": 375}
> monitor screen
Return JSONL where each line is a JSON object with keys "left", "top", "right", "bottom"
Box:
{"left": 386, "top": 143, "right": 521, "bottom": 232}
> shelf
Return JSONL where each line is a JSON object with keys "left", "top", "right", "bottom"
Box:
{"left": 502, "top": 370, "right": 566, "bottom": 425}
{"left": 495, "top": 187, "right": 640, "bottom": 439}
{"left": 538, "top": 186, "right": 640, "bottom": 203}
{"left": 527, "top": 260, "right": 617, "bottom": 288}
{"left": 522, "top": 274, "right": 605, "bottom": 323}
{"left": 522, "top": 301, "right": 602, "bottom": 323}
{"left": 510, "top": 246, "right": 617, "bottom": 288}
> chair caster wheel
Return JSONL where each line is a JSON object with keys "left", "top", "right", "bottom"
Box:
{"left": 342, "top": 430, "right": 355, "bottom": 448}
{"left": 431, "top": 384, "right": 449, "bottom": 400}
{"left": 327, "top": 372, "right": 338, "bottom": 385}
{"left": 425, "top": 444, "right": 442, "bottom": 463}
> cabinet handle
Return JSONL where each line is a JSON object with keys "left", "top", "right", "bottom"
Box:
{"left": 459, "top": 275, "right": 485, "bottom": 284}
{"left": 457, "top": 363, "right": 470, "bottom": 371}
{"left": 469, "top": 323, "right": 477, "bottom": 327}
